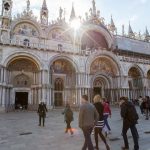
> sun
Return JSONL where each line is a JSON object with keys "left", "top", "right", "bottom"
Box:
{"left": 70, "top": 19, "right": 81, "bottom": 30}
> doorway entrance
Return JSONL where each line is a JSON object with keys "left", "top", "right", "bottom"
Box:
{"left": 93, "top": 87, "right": 102, "bottom": 96}
{"left": 54, "top": 78, "right": 64, "bottom": 107}
{"left": 15, "top": 92, "right": 28, "bottom": 110}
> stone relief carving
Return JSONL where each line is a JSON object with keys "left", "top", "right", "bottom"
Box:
{"left": 13, "top": 73, "right": 31, "bottom": 87}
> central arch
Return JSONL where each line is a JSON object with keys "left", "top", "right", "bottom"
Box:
{"left": 50, "top": 57, "right": 77, "bottom": 106}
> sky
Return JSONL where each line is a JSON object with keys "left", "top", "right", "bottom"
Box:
{"left": 0, "top": 0, "right": 149, "bottom": 34}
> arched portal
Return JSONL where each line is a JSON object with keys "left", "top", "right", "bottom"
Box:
{"left": 128, "top": 67, "right": 143, "bottom": 89}
{"left": 7, "top": 57, "right": 40, "bottom": 110}
{"left": 93, "top": 76, "right": 110, "bottom": 97}
{"left": 90, "top": 56, "right": 118, "bottom": 101}
{"left": 50, "top": 58, "right": 76, "bottom": 106}
{"left": 128, "top": 66, "right": 143, "bottom": 99}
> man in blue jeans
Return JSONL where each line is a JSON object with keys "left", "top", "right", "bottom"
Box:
{"left": 119, "top": 97, "right": 139, "bottom": 150}
{"left": 79, "top": 95, "right": 99, "bottom": 150}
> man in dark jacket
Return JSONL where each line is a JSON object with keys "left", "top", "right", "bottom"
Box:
{"left": 37, "top": 102, "right": 48, "bottom": 127}
{"left": 119, "top": 97, "right": 139, "bottom": 150}
{"left": 79, "top": 95, "right": 99, "bottom": 150}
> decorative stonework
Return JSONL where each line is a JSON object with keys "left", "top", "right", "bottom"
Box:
{"left": 13, "top": 73, "right": 31, "bottom": 87}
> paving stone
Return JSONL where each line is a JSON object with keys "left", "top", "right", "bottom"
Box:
{"left": 0, "top": 107, "right": 150, "bottom": 150}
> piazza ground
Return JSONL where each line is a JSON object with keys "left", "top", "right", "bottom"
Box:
{"left": 0, "top": 107, "right": 150, "bottom": 150}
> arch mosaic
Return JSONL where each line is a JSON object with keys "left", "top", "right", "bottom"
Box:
{"left": 52, "top": 59, "right": 76, "bottom": 74}
{"left": 86, "top": 51, "right": 122, "bottom": 76}
{"left": 3, "top": 52, "right": 42, "bottom": 70}
{"left": 81, "top": 30, "right": 108, "bottom": 50}
{"left": 128, "top": 65, "right": 144, "bottom": 77}
{"left": 13, "top": 22, "right": 39, "bottom": 37}
{"left": 7, "top": 58, "right": 39, "bottom": 72}
{"left": 80, "top": 24, "right": 113, "bottom": 49}
{"left": 90, "top": 57, "right": 118, "bottom": 77}
{"left": 48, "top": 27, "right": 72, "bottom": 43}
{"left": 49, "top": 55, "right": 79, "bottom": 73}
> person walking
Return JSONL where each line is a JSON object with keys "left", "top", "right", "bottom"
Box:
{"left": 119, "top": 97, "right": 139, "bottom": 150}
{"left": 138, "top": 96, "right": 144, "bottom": 115}
{"left": 37, "top": 102, "right": 48, "bottom": 127}
{"left": 103, "top": 98, "right": 111, "bottom": 136}
{"left": 79, "top": 95, "right": 99, "bottom": 150}
{"left": 62, "top": 103, "right": 74, "bottom": 135}
{"left": 93, "top": 95, "right": 110, "bottom": 150}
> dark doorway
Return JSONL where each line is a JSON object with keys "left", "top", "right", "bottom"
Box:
{"left": 15, "top": 92, "right": 28, "bottom": 110}
{"left": 93, "top": 87, "right": 102, "bottom": 97}
{"left": 54, "top": 92, "right": 63, "bottom": 106}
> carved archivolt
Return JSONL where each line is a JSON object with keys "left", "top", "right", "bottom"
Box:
{"left": 48, "top": 28, "right": 71, "bottom": 42}
{"left": 13, "top": 23, "right": 39, "bottom": 37}
{"left": 90, "top": 57, "right": 116, "bottom": 76}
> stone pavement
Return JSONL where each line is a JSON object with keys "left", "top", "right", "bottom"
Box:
{"left": 0, "top": 107, "right": 150, "bottom": 150}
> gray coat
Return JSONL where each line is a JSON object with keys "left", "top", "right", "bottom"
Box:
{"left": 79, "top": 102, "right": 99, "bottom": 128}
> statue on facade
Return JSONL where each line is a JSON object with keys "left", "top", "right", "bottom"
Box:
{"left": 59, "top": 7, "right": 63, "bottom": 20}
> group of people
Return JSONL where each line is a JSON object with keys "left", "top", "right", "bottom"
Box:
{"left": 138, "top": 95, "right": 150, "bottom": 120}
{"left": 37, "top": 94, "right": 139, "bottom": 150}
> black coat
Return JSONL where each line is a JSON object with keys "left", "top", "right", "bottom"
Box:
{"left": 94, "top": 102, "right": 104, "bottom": 121}
{"left": 121, "top": 101, "right": 138, "bottom": 127}
{"left": 37, "top": 103, "right": 47, "bottom": 118}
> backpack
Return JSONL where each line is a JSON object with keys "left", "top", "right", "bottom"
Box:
{"left": 66, "top": 108, "right": 73, "bottom": 121}
{"left": 126, "top": 102, "right": 139, "bottom": 124}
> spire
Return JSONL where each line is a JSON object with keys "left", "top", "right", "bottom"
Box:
{"left": 27, "top": 0, "right": 30, "bottom": 12}
{"left": 42, "top": 0, "right": 47, "bottom": 10}
{"left": 70, "top": 3, "right": 76, "bottom": 21}
{"left": 122, "top": 24, "right": 125, "bottom": 36}
{"left": 145, "top": 27, "right": 150, "bottom": 42}
{"left": 109, "top": 15, "right": 116, "bottom": 34}
{"left": 128, "top": 22, "right": 135, "bottom": 38}
{"left": 59, "top": 7, "right": 63, "bottom": 20}
{"left": 40, "top": 0, "right": 48, "bottom": 25}
{"left": 92, "top": 0, "right": 96, "bottom": 16}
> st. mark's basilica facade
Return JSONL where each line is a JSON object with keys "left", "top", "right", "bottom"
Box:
{"left": 0, "top": 0, "right": 150, "bottom": 111}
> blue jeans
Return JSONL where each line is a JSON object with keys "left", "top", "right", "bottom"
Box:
{"left": 82, "top": 126, "right": 94, "bottom": 150}
{"left": 104, "top": 114, "right": 111, "bottom": 131}
{"left": 122, "top": 123, "right": 139, "bottom": 150}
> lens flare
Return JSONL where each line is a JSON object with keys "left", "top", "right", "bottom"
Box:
{"left": 70, "top": 19, "right": 81, "bottom": 30}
